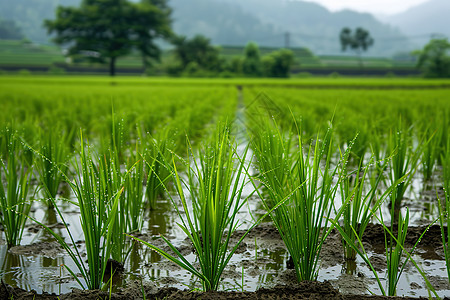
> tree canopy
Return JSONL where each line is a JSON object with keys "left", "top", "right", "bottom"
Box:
{"left": 171, "top": 35, "right": 222, "bottom": 73}
{"left": 415, "top": 38, "right": 450, "bottom": 78}
{"left": 340, "top": 27, "right": 374, "bottom": 67}
{"left": 262, "top": 49, "right": 294, "bottom": 78}
{"left": 242, "top": 42, "right": 262, "bottom": 77}
{"left": 44, "top": 0, "right": 172, "bottom": 76}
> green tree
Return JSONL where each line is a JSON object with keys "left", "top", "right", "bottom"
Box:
{"left": 262, "top": 49, "right": 294, "bottom": 78}
{"left": 44, "top": 0, "right": 172, "bottom": 76}
{"left": 0, "top": 18, "right": 24, "bottom": 40}
{"left": 415, "top": 38, "right": 450, "bottom": 78}
{"left": 171, "top": 35, "right": 223, "bottom": 74}
{"left": 242, "top": 42, "right": 262, "bottom": 77}
{"left": 340, "top": 27, "right": 374, "bottom": 67}
{"left": 228, "top": 56, "right": 244, "bottom": 75}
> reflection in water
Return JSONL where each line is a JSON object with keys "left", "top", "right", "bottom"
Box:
{"left": 260, "top": 249, "right": 286, "bottom": 271}
{"left": 0, "top": 245, "right": 68, "bottom": 294}
{"left": 129, "top": 242, "right": 142, "bottom": 275}
{"left": 0, "top": 246, "right": 30, "bottom": 291}
{"left": 147, "top": 199, "right": 171, "bottom": 236}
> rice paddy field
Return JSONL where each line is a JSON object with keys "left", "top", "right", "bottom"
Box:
{"left": 1, "top": 75, "right": 450, "bottom": 299}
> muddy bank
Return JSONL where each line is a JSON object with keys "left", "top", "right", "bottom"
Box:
{"left": 0, "top": 280, "right": 440, "bottom": 300}
{"left": 1, "top": 222, "right": 449, "bottom": 299}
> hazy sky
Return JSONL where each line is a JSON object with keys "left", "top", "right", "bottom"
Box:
{"left": 303, "top": 0, "right": 429, "bottom": 15}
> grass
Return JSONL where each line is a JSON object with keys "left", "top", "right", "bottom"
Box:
{"left": 0, "top": 128, "right": 32, "bottom": 247}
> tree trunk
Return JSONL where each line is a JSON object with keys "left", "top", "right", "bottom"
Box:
{"left": 109, "top": 56, "right": 116, "bottom": 76}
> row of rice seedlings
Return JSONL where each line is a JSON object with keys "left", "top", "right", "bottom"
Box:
{"left": 0, "top": 128, "right": 32, "bottom": 248}
{"left": 250, "top": 117, "right": 352, "bottom": 281}
{"left": 131, "top": 124, "right": 263, "bottom": 291}
{"left": 245, "top": 100, "right": 437, "bottom": 295}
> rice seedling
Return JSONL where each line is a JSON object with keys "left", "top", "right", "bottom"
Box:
{"left": 438, "top": 135, "right": 450, "bottom": 282}
{"left": 124, "top": 144, "right": 146, "bottom": 233}
{"left": 384, "top": 208, "right": 410, "bottom": 295}
{"left": 35, "top": 128, "right": 71, "bottom": 207}
{"left": 339, "top": 155, "right": 388, "bottom": 260}
{"left": 388, "top": 123, "right": 422, "bottom": 215}
{"left": 0, "top": 128, "right": 32, "bottom": 247}
{"left": 28, "top": 133, "right": 124, "bottom": 290}
{"left": 333, "top": 208, "right": 437, "bottom": 296}
{"left": 421, "top": 127, "right": 440, "bottom": 181}
{"left": 143, "top": 128, "right": 172, "bottom": 210}
{"left": 251, "top": 117, "right": 352, "bottom": 281}
{"left": 130, "top": 124, "right": 264, "bottom": 291}
{"left": 99, "top": 143, "right": 145, "bottom": 263}
{"left": 98, "top": 149, "right": 129, "bottom": 264}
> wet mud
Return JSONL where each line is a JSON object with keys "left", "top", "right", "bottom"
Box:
{"left": 2, "top": 222, "right": 449, "bottom": 299}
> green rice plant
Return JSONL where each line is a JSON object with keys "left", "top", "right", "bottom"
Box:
{"left": 421, "top": 127, "right": 440, "bottom": 181}
{"left": 69, "top": 136, "right": 124, "bottom": 289}
{"left": 443, "top": 136, "right": 450, "bottom": 194}
{"left": 0, "top": 128, "right": 32, "bottom": 247}
{"left": 143, "top": 128, "right": 172, "bottom": 210}
{"left": 98, "top": 149, "right": 128, "bottom": 264}
{"left": 332, "top": 208, "right": 437, "bottom": 296}
{"left": 35, "top": 128, "right": 71, "bottom": 207}
{"left": 438, "top": 135, "right": 450, "bottom": 282}
{"left": 124, "top": 144, "right": 146, "bottom": 233}
{"left": 339, "top": 155, "right": 389, "bottom": 260}
{"left": 130, "top": 124, "right": 262, "bottom": 291}
{"left": 98, "top": 145, "right": 145, "bottom": 263}
{"left": 251, "top": 118, "right": 351, "bottom": 281}
{"left": 332, "top": 162, "right": 437, "bottom": 296}
{"left": 28, "top": 134, "right": 124, "bottom": 290}
{"left": 388, "top": 123, "right": 422, "bottom": 214}
{"left": 384, "top": 207, "right": 410, "bottom": 296}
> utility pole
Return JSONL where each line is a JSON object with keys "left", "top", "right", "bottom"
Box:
{"left": 285, "top": 32, "right": 290, "bottom": 49}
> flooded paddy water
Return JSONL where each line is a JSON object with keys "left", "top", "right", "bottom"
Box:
{"left": 1, "top": 171, "right": 449, "bottom": 299}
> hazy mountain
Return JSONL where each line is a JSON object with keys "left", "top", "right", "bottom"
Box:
{"left": 0, "top": 0, "right": 412, "bottom": 56}
{"left": 212, "top": 0, "right": 411, "bottom": 56}
{"left": 380, "top": 0, "right": 450, "bottom": 47}
{"left": 0, "top": 0, "right": 79, "bottom": 43}
{"left": 171, "top": 0, "right": 281, "bottom": 47}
